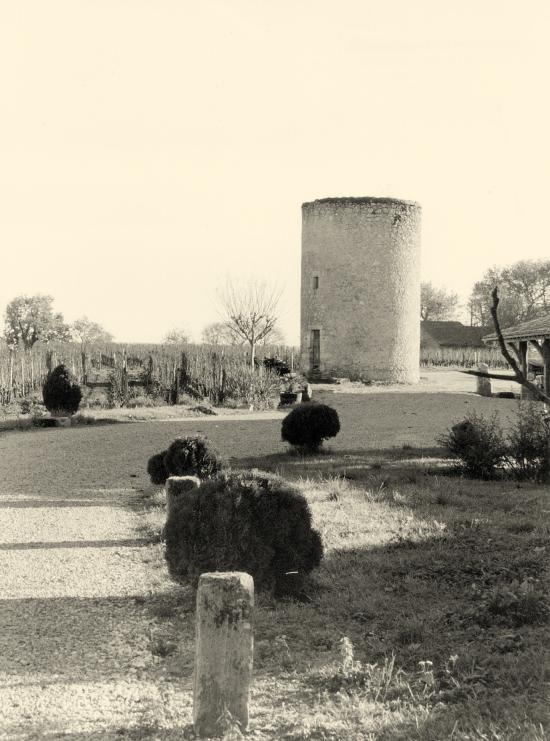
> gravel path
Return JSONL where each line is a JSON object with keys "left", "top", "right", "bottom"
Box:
{"left": 0, "top": 456, "right": 194, "bottom": 739}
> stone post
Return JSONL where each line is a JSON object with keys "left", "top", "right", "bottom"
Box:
{"left": 193, "top": 572, "right": 254, "bottom": 737}
{"left": 165, "top": 476, "right": 200, "bottom": 518}
{"left": 476, "top": 363, "right": 492, "bottom": 397}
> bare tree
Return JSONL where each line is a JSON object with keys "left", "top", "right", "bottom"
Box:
{"left": 164, "top": 327, "right": 189, "bottom": 344}
{"left": 218, "top": 279, "right": 282, "bottom": 367}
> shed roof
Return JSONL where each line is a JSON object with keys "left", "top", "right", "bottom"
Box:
{"left": 483, "top": 314, "right": 550, "bottom": 343}
{"left": 421, "top": 321, "right": 490, "bottom": 348}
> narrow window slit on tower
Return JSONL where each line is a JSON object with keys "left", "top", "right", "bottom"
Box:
{"left": 313, "top": 276, "right": 319, "bottom": 289}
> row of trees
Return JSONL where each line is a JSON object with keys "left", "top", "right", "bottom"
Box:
{"left": 2, "top": 279, "right": 285, "bottom": 368}
{"left": 467, "top": 260, "right": 550, "bottom": 327}
{"left": 421, "top": 259, "right": 550, "bottom": 328}
{"left": 3, "top": 295, "right": 113, "bottom": 350}
{"left": 5, "top": 260, "right": 548, "bottom": 355}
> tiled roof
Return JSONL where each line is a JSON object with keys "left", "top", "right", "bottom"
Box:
{"left": 421, "top": 321, "right": 490, "bottom": 348}
{"left": 483, "top": 314, "right": 550, "bottom": 343}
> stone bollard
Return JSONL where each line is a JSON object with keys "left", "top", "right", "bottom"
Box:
{"left": 476, "top": 363, "right": 492, "bottom": 397}
{"left": 165, "top": 476, "right": 200, "bottom": 518}
{"left": 302, "top": 383, "right": 313, "bottom": 402}
{"left": 193, "top": 572, "right": 254, "bottom": 738}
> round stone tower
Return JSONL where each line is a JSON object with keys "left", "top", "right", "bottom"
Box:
{"left": 300, "top": 196, "right": 421, "bottom": 383}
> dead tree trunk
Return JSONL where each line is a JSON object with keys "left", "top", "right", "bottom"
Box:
{"left": 490, "top": 287, "right": 550, "bottom": 483}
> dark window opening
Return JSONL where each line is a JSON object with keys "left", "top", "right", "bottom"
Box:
{"left": 313, "top": 276, "right": 319, "bottom": 289}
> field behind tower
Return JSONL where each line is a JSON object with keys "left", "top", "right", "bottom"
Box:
{"left": 0, "top": 388, "right": 548, "bottom": 740}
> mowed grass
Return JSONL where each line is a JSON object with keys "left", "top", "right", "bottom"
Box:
{"left": 1, "top": 390, "right": 549, "bottom": 739}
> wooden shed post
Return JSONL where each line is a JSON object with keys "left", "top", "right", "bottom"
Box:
{"left": 542, "top": 339, "right": 550, "bottom": 400}
{"left": 517, "top": 341, "right": 532, "bottom": 400}
{"left": 193, "top": 572, "right": 254, "bottom": 737}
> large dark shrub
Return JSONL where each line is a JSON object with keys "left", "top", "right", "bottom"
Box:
{"left": 164, "top": 469, "right": 323, "bottom": 594}
{"left": 438, "top": 412, "right": 508, "bottom": 479}
{"left": 282, "top": 402, "right": 340, "bottom": 453}
{"left": 42, "top": 364, "right": 82, "bottom": 416}
{"left": 146, "top": 436, "right": 222, "bottom": 484}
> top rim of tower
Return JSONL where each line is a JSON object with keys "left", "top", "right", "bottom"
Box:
{"left": 302, "top": 196, "right": 421, "bottom": 210}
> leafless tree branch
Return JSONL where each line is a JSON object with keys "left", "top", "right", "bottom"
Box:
{"left": 218, "top": 278, "right": 283, "bottom": 366}
{"left": 490, "top": 287, "right": 550, "bottom": 404}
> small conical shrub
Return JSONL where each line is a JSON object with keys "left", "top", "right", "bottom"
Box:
{"left": 164, "top": 469, "right": 323, "bottom": 594}
{"left": 282, "top": 402, "right": 340, "bottom": 453}
{"left": 146, "top": 435, "right": 222, "bottom": 484}
{"left": 42, "top": 364, "right": 82, "bottom": 416}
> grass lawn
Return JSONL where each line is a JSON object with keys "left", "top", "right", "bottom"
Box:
{"left": 1, "top": 389, "right": 548, "bottom": 739}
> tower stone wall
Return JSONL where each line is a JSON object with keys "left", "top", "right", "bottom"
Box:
{"left": 300, "top": 196, "right": 421, "bottom": 383}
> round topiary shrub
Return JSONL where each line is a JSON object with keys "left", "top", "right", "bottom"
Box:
{"left": 163, "top": 436, "right": 222, "bottom": 479}
{"left": 42, "top": 364, "right": 82, "bottom": 416}
{"left": 164, "top": 469, "right": 323, "bottom": 595}
{"left": 146, "top": 436, "right": 222, "bottom": 484}
{"left": 147, "top": 450, "right": 169, "bottom": 485}
{"left": 282, "top": 402, "right": 340, "bottom": 453}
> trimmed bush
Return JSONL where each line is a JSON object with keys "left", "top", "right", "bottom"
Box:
{"left": 164, "top": 469, "right": 323, "bottom": 594}
{"left": 282, "top": 402, "right": 340, "bottom": 453}
{"left": 438, "top": 412, "right": 508, "bottom": 479}
{"left": 147, "top": 450, "right": 169, "bottom": 485}
{"left": 163, "top": 436, "right": 222, "bottom": 479}
{"left": 146, "top": 435, "right": 222, "bottom": 484}
{"left": 42, "top": 364, "right": 82, "bottom": 416}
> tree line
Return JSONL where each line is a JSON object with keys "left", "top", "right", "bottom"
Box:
{"left": 4, "top": 260, "right": 548, "bottom": 357}
{"left": 421, "top": 258, "right": 550, "bottom": 328}
{"left": 2, "top": 278, "right": 286, "bottom": 369}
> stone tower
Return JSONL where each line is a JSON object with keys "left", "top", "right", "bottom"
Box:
{"left": 300, "top": 196, "right": 421, "bottom": 383}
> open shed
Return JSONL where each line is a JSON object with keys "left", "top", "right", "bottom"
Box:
{"left": 483, "top": 315, "right": 550, "bottom": 397}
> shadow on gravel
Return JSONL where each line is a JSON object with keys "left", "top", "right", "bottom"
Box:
{"left": 0, "top": 589, "right": 193, "bottom": 682}
{"left": 0, "top": 538, "right": 152, "bottom": 551}
{"left": 0, "top": 498, "right": 131, "bottom": 509}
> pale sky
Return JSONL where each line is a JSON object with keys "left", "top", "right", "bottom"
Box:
{"left": 1, "top": 1, "right": 549, "bottom": 344}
